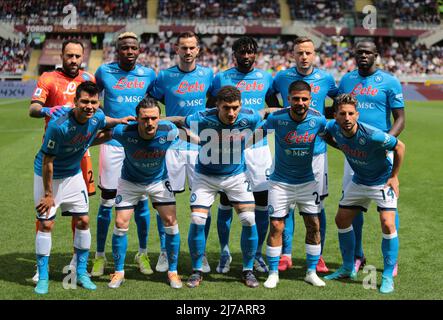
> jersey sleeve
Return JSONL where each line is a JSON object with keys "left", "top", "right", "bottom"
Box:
{"left": 324, "top": 119, "right": 336, "bottom": 135}
{"left": 96, "top": 109, "right": 107, "bottom": 129}
{"left": 146, "top": 69, "right": 157, "bottom": 93}
{"left": 185, "top": 112, "right": 201, "bottom": 129}
{"left": 112, "top": 124, "right": 125, "bottom": 144}
{"left": 265, "top": 72, "right": 274, "bottom": 98}
{"left": 327, "top": 74, "right": 339, "bottom": 98}
{"left": 387, "top": 77, "right": 405, "bottom": 109}
{"left": 167, "top": 122, "right": 180, "bottom": 143}
{"left": 262, "top": 113, "right": 275, "bottom": 131}
{"left": 270, "top": 71, "right": 281, "bottom": 95}
{"left": 210, "top": 73, "right": 221, "bottom": 97}
{"left": 31, "top": 73, "right": 52, "bottom": 105}
{"left": 94, "top": 66, "right": 104, "bottom": 92}
{"left": 373, "top": 131, "right": 398, "bottom": 151}
{"left": 149, "top": 70, "right": 165, "bottom": 100}
{"left": 41, "top": 122, "right": 62, "bottom": 156}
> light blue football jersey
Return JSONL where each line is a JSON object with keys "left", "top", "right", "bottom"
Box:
{"left": 272, "top": 67, "right": 338, "bottom": 155}
{"left": 211, "top": 67, "right": 273, "bottom": 148}
{"left": 112, "top": 121, "right": 179, "bottom": 185}
{"left": 149, "top": 64, "right": 213, "bottom": 151}
{"left": 263, "top": 108, "right": 327, "bottom": 185}
{"left": 34, "top": 109, "right": 106, "bottom": 179}
{"left": 338, "top": 69, "right": 404, "bottom": 132}
{"left": 325, "top": 120, "right": 398, "bottom": 186}
{"left": 185, "top": 108, "right": 262, "bottom": 177}
{"left": 95, "top": 62, "right": 156, "bottom": 147}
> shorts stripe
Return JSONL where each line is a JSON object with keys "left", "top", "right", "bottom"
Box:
{"left": 153, "top": 201, "right": 176, "bottom": 208}
{"left": 339, "top": 205, "right": 368, "bottom": 212}
{"left": 377, "top": 207, "right": 397, "bottom": 212}
{"left": 229, "top": 201, "right": 255, "bottom": 205}
{"left": 300, "top": 211, "right": 320, "bottom": 216}
{"left": 190, "top": 205, "right": 211, "bottom": 210}
{"left": 115, "top": 206, "right": 136, "bottom": 211}
{"left": 36, "top": 214, "right": 57, "bottom": 221}
{"left": 62, "top": 211, "right": 89, "bottom": 216}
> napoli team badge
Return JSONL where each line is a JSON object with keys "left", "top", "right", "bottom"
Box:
{"left": 198, "top": 70, "right": 204, "bottom": 76}
{"left": 115, "top": 195, "right": 123, "bottom": 204}
{"left": 82, "top": 73, "right": 91, "bottom": 81}
{"left": 358, "top": 137, "right": 367, "bottom": 145}
{"left": 374, "top": 75, "right": 383, "bottom": 83}
{"left": 309, "top": 119, "right": 316, "bottom": 128}
{"left": 91, "top": 118, "right": 98, "bottom": 125}
{"left": 314, "top": 73, "right": 321, "bottom": 79}
{"left": 137, "top": 68, "right": 145, "bottom": 75}
{"left": 190, "top": 193, "right": 197, "bottom": 203}
{"left": 255, "top": 72, "right": 263, "bottom": 78}
{"left": 159, "top": 136, "right": 167, "bottom": 144}
{"left": 268, "top": 205, "right": 274, "bottom": 215}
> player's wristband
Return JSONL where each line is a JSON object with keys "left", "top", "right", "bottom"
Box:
{"left": 40, "top": 107, "right": 52, "bottom": 117}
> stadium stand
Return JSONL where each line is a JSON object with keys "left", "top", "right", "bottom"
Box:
{"left": 0, "top": 37, "right": 30, "bottom": 76}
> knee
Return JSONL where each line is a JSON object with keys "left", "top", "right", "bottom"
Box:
{"left": 335, "top": 214, "right": 348, "bottom": 229}
{"left": 270, "top": 219, "right": 284, "bottom": 234}
{"left": 161, "top": 215, "right": 177, "bottom": 228}
{"left": 115, "top": 216, "right": 129, "bottom": 230}
{"left": 39, "top": 220, "right": 54, "bottom": 232}
{"left": 238, "top": 211, "right": 255, "bottom": 227}
{"left": 382, "top": 221, "right": 396, "bottom": 234}
{"left": 75, "top": 216, "right": 89, "bottom": 230}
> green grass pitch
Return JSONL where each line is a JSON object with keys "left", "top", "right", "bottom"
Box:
{"left": 0, "top": 99, "right": 442, "bottom": 300}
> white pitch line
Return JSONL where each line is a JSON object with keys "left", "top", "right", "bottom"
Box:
{"left": 0, "top": 99, "right": 29, "bottom": 106}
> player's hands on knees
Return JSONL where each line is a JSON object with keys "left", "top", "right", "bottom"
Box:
{"left": 385, "top": 176, "right": 399, "bottom": 198}
{"left": 36, "top": 195, "right": 55, "bottom": 217}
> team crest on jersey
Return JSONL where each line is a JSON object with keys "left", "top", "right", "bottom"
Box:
{"left": 358, "top": 137, "right": 367, "bottom": 146}
{"left": 82, "top": 73, "right": 91, "bottom": 81}
{"left": 115, "top": 195, "right": 122, "bottom": 204}
{"left": 309, "top": 119, "right": 317, "bottom": 128}
{"left": 382, "top": 134, "right": 391, "bottom": 146}
{"left": 190, "top": 193, "right": 197, "bottom": 203}
{"left": 137, "top": 68, "right": 145, "bottom": 75}
{"left": 34, "top": 88, "right": 43, "bottom": 97}
{"left": 198, "top": 70, "right": 204, "bottom": 76}
{"left": 159, "top": 136, "right": 167, "bottom": 144}
{"left": 91, "top": 118, "right": 98, "bottom": 125}
{"left": 374, "top": 75, "right": 383, "bottom": 83}
{"left": 47, "top": 139, "right": 56, "bottom": 149}
{"left": 239, "top": 119, "right": 249, "bottom": 127}
{"left": 314, "top": 73, "right": 321, "bottom": 79}
{"left": 268, "top": 205, "right": 274, "bottom": 215}
{"left": 255, "top": 72, "right": 263, "bottom": 78}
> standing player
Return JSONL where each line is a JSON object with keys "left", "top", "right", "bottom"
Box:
{"left": 207, "top": 36, "right": 277, "bottom": 274}
{"left": 148, "top": 31, "right": 214, "bottom": 273}
{"left": 168, "top": 86, "right": 277, "bottom": 288}
{"left": 33, "top": 81, "right": 133, "bottom": 294}
{"left": 29, "top": 39, "right": 96, "bottom": 282}
{"left": 323, "top": 94, "right": 405, "bottom": 294}
{"left": 91, "top": 32, "right": 157, "bottom": 277}
{"left": 263, "top": 80, "right": 327, "bottom": 289}
{"left": 270, "top": 36, "right": 338, "bottom": 273}
{"left": 108, "top": 98, "right": 183, "bottom": 289}
{"left": 337, "top": 41, "right": 405, "bottom": 275}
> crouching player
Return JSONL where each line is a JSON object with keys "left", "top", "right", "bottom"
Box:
{"left": 33, "top": 81, "right": 134, "bottom": 294}
{"left": 108, "top": 98, "right": 183, "bottom": 289}
{"left": 323, "top": 94, "right": 405, "bottom": 294}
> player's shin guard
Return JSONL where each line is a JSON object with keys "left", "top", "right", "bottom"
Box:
{"left": 74, "top": 228, "right": 91, "bottom": 276}
{"left": 266, "top": 245, "right": 282, "bottom": 273}
{"left": 319, "top": 208, "right": 327, "bottom": 255}
{"left": 382, "top": 231, "right": 399, "bottom": 277}
{"left": 217, "top": 204, "right": 233, "bottom": 256}
{"left": 239, "top": 212, "right": 258, "bottom": 270}
{"left": 255, "top": 206, "right": 269, "bottom": 258}
{"left": 282, "top": 207, "right": 295, "bottom": 255}
{"left": 112, "top": 226, "right": 128, "bottom": 272}
{"left": 188, "top": 212, "right": 207, "bottom": 271}
{"left": 156, "top": 212, "right": 166, "bottom": 252}
{"left": 338, "top": 226, "right": 355, "bottom": 271}
{"left": 96, "top": 202, "right": 113, "bottom": 254}
{"left": 164, "top": 224, "right": 180, "bottom": 272}
{"left": 134, "top": 199, "right": 150, "bottom": 253}
{"left": 352, "top": 212, "right": 364, "bottom": 258}
{"left": 36, "top": 231, "right": 52, "bottom": 280}
{"left": 306, "top": 244, "right": 321, "bottom": 272}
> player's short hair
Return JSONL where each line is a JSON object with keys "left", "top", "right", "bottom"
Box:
{"left": 176, "top": 31, "right": 200, "bottom": 46}
{"left": 75, "top": 81, "right": 99, "bottom": 99}
{"left": 216, "top": 86, "right": 241, "bottom": 104}
{"left": 294, "top": 36, "right": 314, "bottom": 47}
{"left": 232, "top": 36, "right": 258, "bottom": 54}
{"left": 288, "top": 80, "right": 311, "bottom": 94}
{"left": 61, "top": 39, "right": 84, "bottom": 53}
{"left": 117, "top": 32, "right": 139, "bottom": 49}
{"left": 334, "top": 94, "right": 358, "bottom": 111}
{"left": 136, "top": 97, "right": 161, "bottom": 116}
{"left": 355, "top": 40, "right": 378, "bottom": 53}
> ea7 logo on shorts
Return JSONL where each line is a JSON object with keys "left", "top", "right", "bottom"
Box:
{"left": 115, "top": 195, "right": 122, "bottom": 204}
{"left": 47, "top": 139, "right": 56, "bottom": 149}
{"left": 190, "top": 193, "right": 197, "bottom": 203}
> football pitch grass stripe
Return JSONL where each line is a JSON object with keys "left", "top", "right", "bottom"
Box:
{"left": 0, "top": 99, "right": 442, "bottom": 300}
